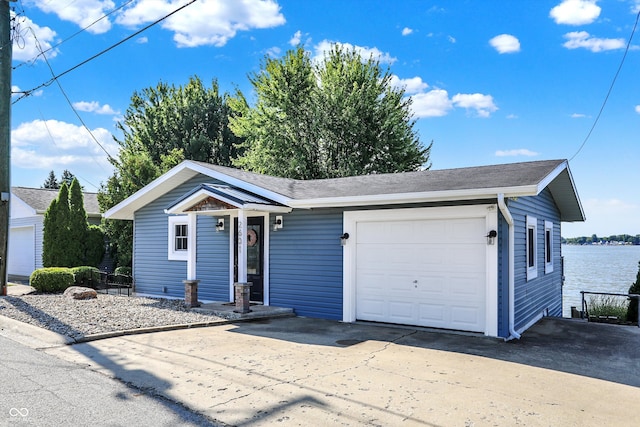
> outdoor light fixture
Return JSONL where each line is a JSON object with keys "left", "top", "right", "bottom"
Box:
{"left": 215, "top": 218, "right": 224, "bottom": 231}
{"left": 340, "top": 232, "right": 350, "bottom": 246}
{"left": 486, "top": 229, "right": 497, "bottom": 245}
{"left": 273, "top": 216, "right": 283, "bottom": 231}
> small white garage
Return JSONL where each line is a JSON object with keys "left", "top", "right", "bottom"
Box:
{"left": 343, "top": 205, "right": 498, "bottom": 336}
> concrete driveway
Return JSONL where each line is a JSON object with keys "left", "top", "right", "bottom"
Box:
{"left": 43, "top": 317, "right": 640, "bottom": 426}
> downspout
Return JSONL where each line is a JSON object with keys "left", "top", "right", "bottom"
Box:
{"left": 497, "top": 194, "right": 521, "bottom": 340}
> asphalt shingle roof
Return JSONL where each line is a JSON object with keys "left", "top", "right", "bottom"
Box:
{"left": 11, "top": 187, "right": 101, "bottom": 215}
{"left": 191, "top": 159, "right": 566, "bottom": 200}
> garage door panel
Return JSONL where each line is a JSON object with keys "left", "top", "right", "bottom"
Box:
{"left": 355, "top": 215, "right": 487, "bottom": 333}
{"left": 8, "top": 227, "right": 35, "bottom": 277}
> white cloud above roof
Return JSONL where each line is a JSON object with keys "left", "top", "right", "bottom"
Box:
{"left": 635, "top": 105, "right": 640, "bottom": 114}
{"left": 29, "top": 0, "right": 115, "bottom": 34}
{"left": 489, "top": 34, "right": 521, "bottom": 54}
{"left": 452, "top": 93, "right": 498, "bottom": 118}
{"left": 402, "top": 27, "right": 413, "bottom": 36}
{"left": 117, "top": 0, "right": 285, "bottom": 47}
{"left": 313, "top": 40, "right": 397, "bottom": 64}
{"left": 390, "top": 76, "right": 429, "bottom": 94}
{"left": 563, "top": 31, "right": 625, "bottom": 52}
{"left": 289, "top": 30, "right": 302, "bottom": 46}
{"left": 72, "top": 101, "right": 120, "bottom": 115}
{"left": 410, "top": 89, "right": 454, "bottom": 118}
{"left": 550, "top": 0, "right": 601, "bottom": 25}
{"left": 11, "top": 120, "right": 117, "bottom": 180}
{"left": 495, "top": 149, "right": 539, "bottom": 157}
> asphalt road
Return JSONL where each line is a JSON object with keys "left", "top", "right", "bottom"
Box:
{"left": 0, "top": 335, "right": 219, "bottom": 427}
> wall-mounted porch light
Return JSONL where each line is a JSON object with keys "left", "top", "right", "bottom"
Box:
{"left": 273, "top": 215, "right": 283, "bottom": 231}
{"left": 215, "top": 218, "right": 224, "bottom": 231}
{"left": 486, "top": 229, "right": 497, "bottom": 245}
{"left": 340, "top": 232, "right": 350, "bottom": 246}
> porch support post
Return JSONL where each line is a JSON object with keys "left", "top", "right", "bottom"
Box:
{"left": 237, "top": 209, "right": 247, "bottom": 284}
{"left": 187, "top": 213, "right": 197, "bottom": 280}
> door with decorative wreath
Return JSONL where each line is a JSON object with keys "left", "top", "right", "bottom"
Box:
{"left": 234, "top": 216, "right": 264, "bottom": 302}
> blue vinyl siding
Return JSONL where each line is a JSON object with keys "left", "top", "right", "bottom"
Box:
{"left": 508, "top": 188, "right": 563, "bottom": 331}
{"left": 497, "top": 212, "right": 510, "bottom": 338}
{"left": 134, "top": 175, "right": 229, "bottom": 301}
{"left": 269, "top": 209, "right": 344, "bottom": 319}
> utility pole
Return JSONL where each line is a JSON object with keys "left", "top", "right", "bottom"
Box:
{"left": 0, "top": 1, "right": 14, "bottom": 296}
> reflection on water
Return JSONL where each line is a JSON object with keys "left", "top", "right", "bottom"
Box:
{"left": 561, "top": 245, "right": 640, "bottom": 317}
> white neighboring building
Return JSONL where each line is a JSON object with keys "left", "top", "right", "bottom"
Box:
{"left": 8, "top": 187, "right": 101, "bottom": 279}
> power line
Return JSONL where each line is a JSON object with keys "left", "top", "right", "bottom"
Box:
{"left": 12, "top": 0, "right": 137, "bottom": 70}
{"left": 569, "top": 9, "right": 640, "bottom": 162}
{"left": 12, "top": 0, "right": 198, "bottom": 103}
{"left": 30, "top": 26, "right": 117, "bottom": 165}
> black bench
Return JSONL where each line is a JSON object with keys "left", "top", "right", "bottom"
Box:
{"left": 93, "top": 272, "right": 134, "bottom": 296}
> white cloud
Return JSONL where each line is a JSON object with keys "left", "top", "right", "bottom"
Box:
{"left": 289, "top": 30, "right": 302, "bottom": 46}
{"left": 506, "top": 114, "right": 518, "bottom": 119}
{"left": 633, "top": 1, "right": 640, "bottom": 13}
{"left": 452, "top": 93, "right": 498, "bottom": 118}
{"left": 72, "top": 101, "right": 119, "bottom": 115}
{"left": 447, "top": 35, "right": 456, "bottom": 44}
{"left": 30, "top": 0, "right": 115, "bottom": 34}
{"left": 11, "top": 12, "right": 58, "bottom": 62}
{"left": 489, "top": 34, "right": 521, "bottom": 54}
{"left": 495, "top": 149, "right": 539, "bottom": 157}
{"left": 117, "top": 0, "right": 285, "bottom": 48}
{"left": 11, "top": 120, "right": 117, "bottom": 174}
{"left": 571, "top": 113, "right": 587, "bottom": 118}
{"left": 313, "top": 40, "right": 397, "bottom": 64}
{"left": 410, "top": 89, "right": 453, "bottom": 118}
{"left": 635, "top": 105, "right": 640, "bottom": 114}
{"left": 265, "top": 46, "right": 281, "bottom": 57}
{"left": 390, "top": 76, "right": 429, "bottom": 94}
{"left": 550, "top": 0, "right": 601, "bottom": 25}
{"left": 563, "top": 31, "right": 625, "bottom": 52}
{"left": 136, "top": 36, "right": 149, "bottom": 44}
{"left": 402, "top": 27, "right": 413, "bottom": 36}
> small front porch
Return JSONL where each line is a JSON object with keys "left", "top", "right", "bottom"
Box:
{"left": 191, "top": 301, "right": 295, "bottom": 321}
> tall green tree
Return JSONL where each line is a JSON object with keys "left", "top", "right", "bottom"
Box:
{"left": 100, "top": 76, "right": 241, "bottom": 268}
{"left": 60, "top": 170, "right": 77, "bottom": 187}
{"left": 42, "top": 180, "right": 104, "bottom": 268}
{"left": 42, "top": 170, "right": 59, "bottom": 189}
{"left": 230, "top": 45, "right": 431, "bottom": 179}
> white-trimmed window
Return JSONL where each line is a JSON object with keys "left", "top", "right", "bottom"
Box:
{"left": 168, "top": 216, "right": 188, "bottom": 261}
{"left": 526, "top": 216, "right": 537, "bottom": 281}
{"left": 544, "top": 220, "right": 554, "bottom": 274}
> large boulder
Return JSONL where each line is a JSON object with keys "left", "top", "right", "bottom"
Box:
{"left": 63, "top": 286, "right": 97, "bottom": 300}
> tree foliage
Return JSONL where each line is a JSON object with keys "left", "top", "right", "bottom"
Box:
{"left": 42, "top": 170, "right": 59, "bottom": 189}
{"left": 230, "top": 45, "right": 431, "bottom": 179}
{"left": 100, "top": 76, "right": 241, "bottom": 267}
{"left": 42, "top": 179, "right": 104, "bottom": 268}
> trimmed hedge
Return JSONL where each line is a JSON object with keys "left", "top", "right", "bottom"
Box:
{"left": 71, "top": 266, "right": 101, "bottom": 287}
{"left": 114, "top": 266, "right": 132, "bottom": 276}
{"left": 30, "top": 268, "right": 75, "bottom": 293}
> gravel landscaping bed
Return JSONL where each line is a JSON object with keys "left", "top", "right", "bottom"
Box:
{"left": 0, "top": 294, "right": 226, "bottom": 340}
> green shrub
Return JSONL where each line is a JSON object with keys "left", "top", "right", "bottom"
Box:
{"left": 30, "top": 268, "right": 75, "bottom": 293}
{"left": 588, "top": 295, "right": 628, "bottom": 319}
{"left": 71, "top": 266, "right": 101, "bottom": 287}
{"left": 114, "top": 266, "right": 132, "bottom": 276}
{"left": 627, "top": 261, "right": 640, "bottom": 323}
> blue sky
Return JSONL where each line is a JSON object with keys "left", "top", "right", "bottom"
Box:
{"left": 8, "top": 0, "right": 640, "bottom": 237}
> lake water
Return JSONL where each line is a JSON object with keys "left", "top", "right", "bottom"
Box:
{"left": 561, "top": 245, "right": 640, "bottom": 317}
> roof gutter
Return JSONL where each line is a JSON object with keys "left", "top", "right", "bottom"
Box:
{"left": 497, "top": 193, "right": 521, "bottom": 341}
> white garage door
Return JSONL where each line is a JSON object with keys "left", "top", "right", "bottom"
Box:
{"left": 8, "top": 226, "right": 35, "bottom": 277}
{"left": 355, "top": 216, "right": 487, "bottom": 332}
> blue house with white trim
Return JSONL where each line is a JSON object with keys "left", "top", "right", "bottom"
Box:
{"left": 104, "top": 159, "right": 584, "bottom": 339}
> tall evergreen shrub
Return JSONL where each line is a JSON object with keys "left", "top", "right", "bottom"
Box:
{"left": 627, "top": 261, "right": 640, "bottom": 323}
